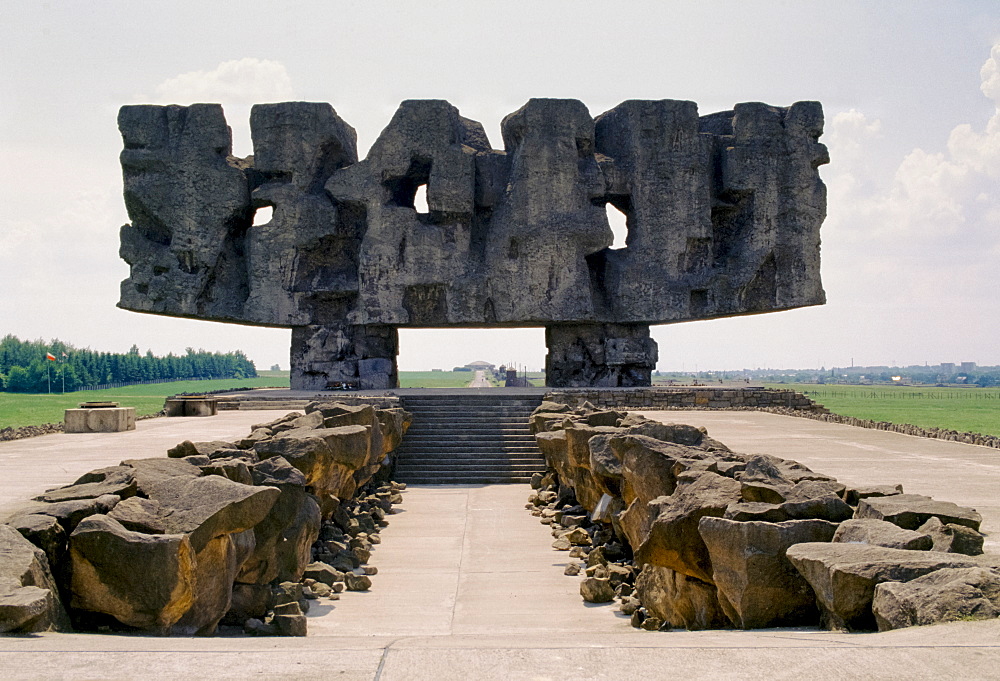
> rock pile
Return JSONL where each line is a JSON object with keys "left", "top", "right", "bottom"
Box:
{"left": 0, "top": 401, "right": 410, "bottom": 636}
{"left": 530, "top": 399, "right": 999, "bottom": 632}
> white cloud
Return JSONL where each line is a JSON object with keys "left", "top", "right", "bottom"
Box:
{"left": 145, "top": 58, "right": 295, "bottom": 156}
{"left": 980, "top": 43, "right": 1000, "bottom": 103}
{"left": 152, "top": 58, "right": 293, "bottom": 105}
{"left": 818, "top": 44, "right": 1000, "bottom": 321}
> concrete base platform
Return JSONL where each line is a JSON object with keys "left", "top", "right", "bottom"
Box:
{"left": 0, "top": 410, "right": 999, "bottom": 679}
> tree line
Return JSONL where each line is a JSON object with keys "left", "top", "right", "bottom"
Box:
{"left": 0, "top": 334, "right": 257, "bottom": 393}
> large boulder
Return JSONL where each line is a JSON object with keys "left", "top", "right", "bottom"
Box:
{"left": 832, "top": 519, "right": 933, "bottom": 551}
{"left": 166, "top": 440, "right": 239, "bottom": 459}
{"left": 634, "top": 564, "right": 728, "bottom": 630}
{"left": 7, "top": 513, "right": 68, "bottom": 571}
{"left": 69, "top": 515, "right": 194, "bottom": 633}
{"left": 872, "top": 566, "right": 1000, "bottom": 631}
{"left": 917, "top": 517, "right": 985, "bottom": 556}
{"left": 698, "top": 517, "right": 838, "bottom": 628}
{"left": 311, "top": 403, "right": 385, "bottom": 468}
{"left": 855, "top": 494, "right": 982, "bottom": 531}
{"left": 121, "top": 457, "right": 203, "bottom": 497}
{"left": 0, "top": 525, "right": 69, "bottom": 633}
{"left": 255, "top": 425, "right": 369, "bottom": 501}
{"left": 34, "top": 466, "right": 137, "bottom": 503}
{"left": 535, "top": 430, "right": 570, "bottom": 481}
{"left": 12, "top": 494, "right": 121, "bottom": 534}
{"left": 614, "top": 435, "right": 718, "bottom": 507}
{"left": 785, "top": 542, "right": 992, "bottom": 631}
{"left": 237, "top": 457, "right": 321, "bottom": 584}
{"left": 633, "top": 472, "right": 742, "bottom": 582}
{"left": 69, "top": 475, "right": 279, "bottom": 634}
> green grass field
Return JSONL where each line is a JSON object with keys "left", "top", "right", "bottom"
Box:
{"left": 397, "top": 371, "right": 480, "bottom": 388}
{"left": 0, "top": 374, "right": 290, "bottom": 429}
{"left": 770, "top": 384, "right": 1000, "bottom": 436}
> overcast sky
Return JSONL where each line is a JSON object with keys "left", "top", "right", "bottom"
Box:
{"left": 3, "top": 1, "right": 999, "bottom": 372}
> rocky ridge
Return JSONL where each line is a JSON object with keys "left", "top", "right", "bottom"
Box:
{"left": 529, "top": 398, "right": 999, "bottom": 632}
{"left": 0, "top": 401, "right": 410, "bottom": 636}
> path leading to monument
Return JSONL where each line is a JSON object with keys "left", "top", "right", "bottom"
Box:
{"left": 1, "top": 410, "right": 999, "bottom": 679}
{"left": 467, "top": 370, "right": 492, "bottom": 388}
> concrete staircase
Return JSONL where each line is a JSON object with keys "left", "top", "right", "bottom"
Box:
{"left": 394, "top": 393, "right": 546, "bottom": 484}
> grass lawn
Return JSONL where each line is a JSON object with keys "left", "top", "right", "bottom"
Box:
{"left": 397, "top": 371, "right": 480, "bottom": 388}
{"left": 769, "top": 384, "right": 1000, "bottom": 437}
{"left": 0, "top": 375, "right": 290, "bottom": 429}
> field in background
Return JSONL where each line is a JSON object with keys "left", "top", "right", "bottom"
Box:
{"left": 0, "top": 375, "right": 289, "bottom": 429}
{"left": 398, "top": 371, "right": 481, "bottom": 388}
{"left": 774, "top": 384, "right": 1000, "bottom": 436}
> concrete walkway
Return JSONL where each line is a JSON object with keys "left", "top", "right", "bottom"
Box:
{"left": 466, "top": 370, "right": 492, "bottom": 388}
{"left": 1, "top": 411, "right": 999, "bottom": 679}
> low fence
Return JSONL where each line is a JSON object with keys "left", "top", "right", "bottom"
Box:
{"left": 543, "top": 387, "right": 825, "bottom": 412}
{"left": 77, "top": 377, "right": 223, "bottom": 391}
{"left": 802, "top": 389, "right": 1000, "bottom": 400}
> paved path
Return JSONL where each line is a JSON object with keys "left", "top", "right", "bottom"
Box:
{"left": 1, "top": 411, "right": 999, "bottom": 679}
{"left": 467, "top": 370, "right": 492, "bottom": 388}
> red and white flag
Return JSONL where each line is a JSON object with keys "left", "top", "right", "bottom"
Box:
{"left": 45, "top": 353, "right": 56, "bottom": 361}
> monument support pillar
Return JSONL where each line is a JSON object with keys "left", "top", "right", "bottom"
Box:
{"left": 545, "top": 323, "right": 658, "bottom": 387}
{"left": 290, "top": 324, "right": 399, "bottom": 390}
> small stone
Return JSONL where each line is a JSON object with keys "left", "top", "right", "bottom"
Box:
{"left": 619, "top": 595, "right": 641, "bottom": 616}
{"left": 580, "top": 576, "right": 615, "bottom": 603}
{"left": 301, "top": 585, "right": 318, "bottom": 600}
{"left": 345, "top": 572, "right": 372, "bottom": 591}
{"left": 363, "top": 566, "right": 378, "bottom": 576}
{"left": 630, "top": 607, "right": 646, "bottom": 628}
{"left": 327, "top": 593, "right": 340, "bottom": 601}
{"left": 586, "top": 546, "right": 608, "bottom": 567}
{"left": 564, "top": 527, "right": 592, "bottom": 546}
{"left": 564, "top": 563, "right": 581, "bottom": 576}
{"left": 243, "top": 618, "right": 275, "bottom": 636}
{"left": 569, "top": 547, "right": 588, "bottom": 558}
{"left": 311, "top": 582, "right": 332, "bottom": 598}
{"left": 272, "top": 613, "right": 307, "bottom": 637}
{"left": 272, "top": 601, "right": 302, "bottom": 617}
{"left": 640, "top": 616, "right": 664, "bottom": 631}
{"left": 552, "top": 537, "right": 572, "bottom": 551}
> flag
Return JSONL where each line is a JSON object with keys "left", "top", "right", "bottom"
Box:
{"left": 46, "top": 353, "right": 56, "bottom": 361}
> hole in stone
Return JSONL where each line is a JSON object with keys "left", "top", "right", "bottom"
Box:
{"left": 413, "top": 184, "right": 429, "bottom": 214}
{"left": 396, "top": 328, "right": 547, "bottom": 386}
{"left": 252, "top": 206, "right": 273, "bottom": 226}
{"left": 606, "top": 203, "right": 628, "bottom": 249}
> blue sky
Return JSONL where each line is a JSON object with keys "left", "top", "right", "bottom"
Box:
{"left": 3, "top": 2, "right": 999, "bottom": 371}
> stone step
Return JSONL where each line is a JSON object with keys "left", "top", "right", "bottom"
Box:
{"left": 394, "top": 394, "right": 543, "bottom": 484}
{"left": 396, "top": 454, "right": 545, "bottom": 463}
{"left": 397, "top": 476, "right": 537, "bottom": 484}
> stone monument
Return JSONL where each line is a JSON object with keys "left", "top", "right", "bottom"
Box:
{"left": 116, "top": 98, "right": 827, "bottom": 389}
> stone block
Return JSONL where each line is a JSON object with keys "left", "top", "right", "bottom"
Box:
{"left": 64, "top": 406, "right": 136, "bottom": 433}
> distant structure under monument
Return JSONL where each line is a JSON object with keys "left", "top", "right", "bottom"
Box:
{"left": 116, "top": 98, "right": 828, "bottom": 389}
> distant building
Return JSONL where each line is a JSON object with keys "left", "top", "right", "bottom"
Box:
{"left": 464, "top": 361, "right": 496, "bottom": 372}
{"left": 961, "top": 361, "right": 977, "bottom": 372}
{"left": 940, "top": 363, "right": 956, "bottom": 374}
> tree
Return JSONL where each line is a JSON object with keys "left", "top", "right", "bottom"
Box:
{"left": 5, "top": 366, "right": 30, "bottom": 392}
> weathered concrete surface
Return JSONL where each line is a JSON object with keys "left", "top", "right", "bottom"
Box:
{"left": 2, "top": 410, "right": 999, "bottom": 679}
{"left": 117, "top": 99, "right": 828, "bottom": 389}
{"left": 0, "top": 485, "right": 998, "bottom": 680}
